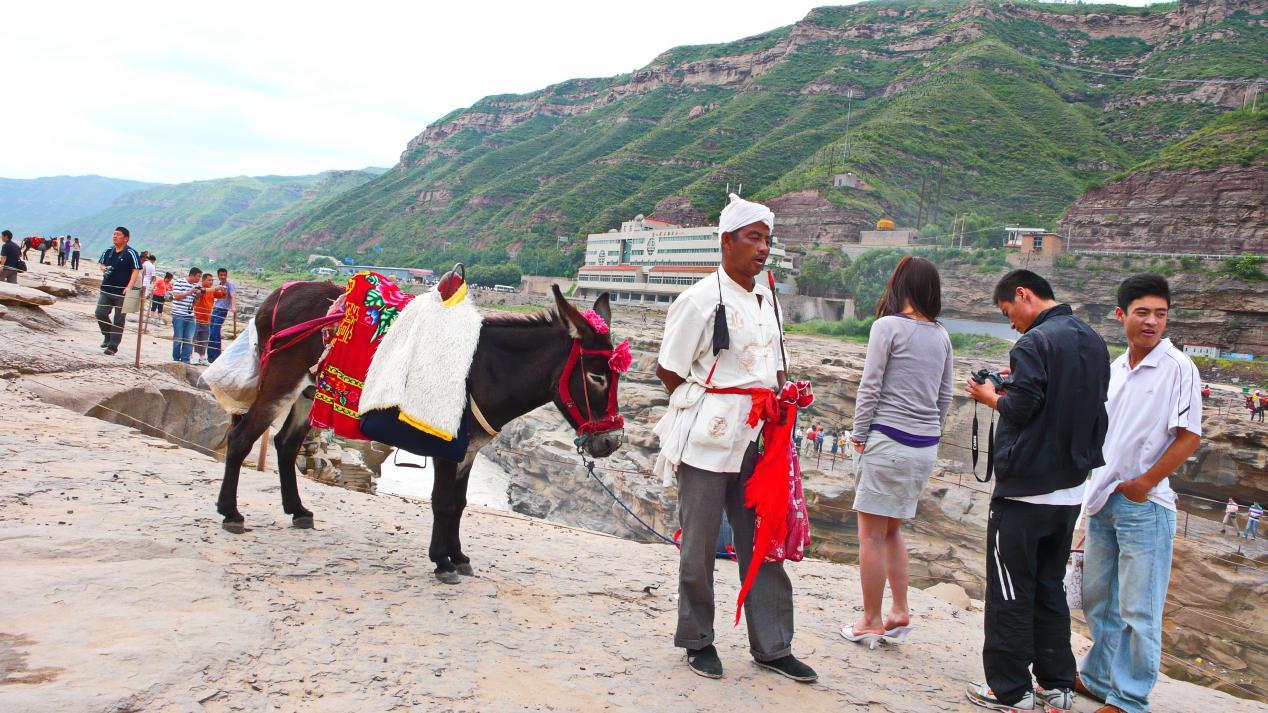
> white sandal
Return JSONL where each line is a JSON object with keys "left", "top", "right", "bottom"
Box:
{"left": 840, "top": 624, "right": 885, "bottom": 650}
{"left": 883, "top": 625, "right": 912, "bottom": 644}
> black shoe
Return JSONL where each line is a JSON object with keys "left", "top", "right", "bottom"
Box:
{"left": 755, "top": 655, "right": 818, "bottom": 683}
{"left": 104, "top": 347, "right": 117, "bottom": 356}
{"left": 686, "top": 645, "right": 723, "bottom": 679}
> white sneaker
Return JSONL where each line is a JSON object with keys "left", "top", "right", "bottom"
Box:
{"left": 966, "top": 682, "right": 1034, "bottom": 711}
{"left": 1035, "top": 686, "right": 1074, "bottom": 712}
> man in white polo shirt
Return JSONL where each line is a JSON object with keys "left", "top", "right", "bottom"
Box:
{"left": 654, "top": 194, "right": 815, "bottom": 684}
{"left": 1077, "top": 274, "right": 1202, "bottom": 713}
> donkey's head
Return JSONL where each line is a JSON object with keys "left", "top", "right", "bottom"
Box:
{"left": 550, "top": 285, "right": 628, "bottom": 459}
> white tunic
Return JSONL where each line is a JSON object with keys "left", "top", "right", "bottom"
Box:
{"left": 654, "top": 268, "right": 786, "bottom": 481}
{"left": 1083, "top": 338, "right": 1202, "bottom": 516}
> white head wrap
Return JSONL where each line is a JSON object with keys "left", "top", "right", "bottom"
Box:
{"left": 718, "top": 193, "right": 774, "bottom": 237}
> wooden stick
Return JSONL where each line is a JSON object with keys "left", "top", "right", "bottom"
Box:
{"left": 257, "top": 428, "right": 270, "bottom": 471}
{"left": 134, "top": 287, "right": 145, "bottom": 369}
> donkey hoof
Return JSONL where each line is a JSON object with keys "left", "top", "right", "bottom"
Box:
{"left": 222, "top": 520, "right": 247, "bottom": 534}
{"left": 455, "top": 563, "right": 475, "bottom": 576}
{"left": 292, "top": 515, "right": 315, "bottom": 529}
{"left": 434, "top": 570, "right": 462, "bottom": 585}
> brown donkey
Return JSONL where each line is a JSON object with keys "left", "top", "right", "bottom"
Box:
{"left": 216, "top": 283, "right": 625, "bottom": 582}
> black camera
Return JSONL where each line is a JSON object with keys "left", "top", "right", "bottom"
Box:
{"left": 971, "top": 368, "right": 1013, "bottom": 390}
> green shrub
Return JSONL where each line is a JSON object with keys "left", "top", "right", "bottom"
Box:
{"left": 1223, "top": 254, "right": 1267, "bottom": 281}
{"left": 1055, "top": 254, "right": 1078, "bottom": 269}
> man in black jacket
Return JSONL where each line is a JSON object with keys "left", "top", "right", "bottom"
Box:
{"left": 964, "top": 270, "right": 1110, "bottom": 713}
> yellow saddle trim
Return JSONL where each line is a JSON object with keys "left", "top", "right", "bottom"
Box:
{"left": 441, "top": 281, "right": 468, "bottom": 307}
{"left": 396, "top": 410, "right": 456, "bottom": 442}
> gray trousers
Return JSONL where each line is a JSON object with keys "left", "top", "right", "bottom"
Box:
{"left": 94, "top": 291, "right": 126, "bottom": 349}
{"left": 675, "top": 442, "right": 795, "bottom": 661}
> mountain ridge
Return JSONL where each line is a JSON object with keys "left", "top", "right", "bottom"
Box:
{"left": 0, "top": 175, "right": 165, "bottom": 238}
{"left": 262, "top": 0, "right": 1264, "bottom": 273}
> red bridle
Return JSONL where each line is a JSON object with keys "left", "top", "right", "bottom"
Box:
{"left": 557, "top": 339, "right": 627, "bottom": 437}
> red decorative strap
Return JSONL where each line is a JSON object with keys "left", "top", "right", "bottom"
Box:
{"left": 705, "top": 386, "right": 778, "bottom": 428}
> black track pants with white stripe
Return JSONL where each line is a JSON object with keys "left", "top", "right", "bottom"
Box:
{"left": 982, "top": 498, "right": 1079, "bottom": 705}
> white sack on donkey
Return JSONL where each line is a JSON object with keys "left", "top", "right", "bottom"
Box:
{"left": 201, "top": 317, "right": 260, "bottom": 415}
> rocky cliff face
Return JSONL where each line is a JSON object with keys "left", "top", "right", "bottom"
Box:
{"left": 765, "top": 190, "right": 880, "bottom": 246}
{"left": 940, "top": 259, "right": 1268, "bottom": 359}
{"left": 1059, "top": 161, "right": 1267, "bottom": 256}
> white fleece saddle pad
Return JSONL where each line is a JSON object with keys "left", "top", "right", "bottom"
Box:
{"left": 359, "top": 288, "right": 483, "bottom": 441}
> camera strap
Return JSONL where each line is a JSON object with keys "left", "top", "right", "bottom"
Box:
{"left": 971, "top": 403, "right": 995, "bottom": 483}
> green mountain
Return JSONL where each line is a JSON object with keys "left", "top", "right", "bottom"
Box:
{"left": 264, "top": 0, "right": 1264, "bottom": 273}
{"left": 63, "top": 170, "right": 382, "bottom": 260}
{"left": 1133, "top": 109, "right": 1268, "bottom": 172}
{"left": 0, "top": 175, "right": 163, "bottom": 238}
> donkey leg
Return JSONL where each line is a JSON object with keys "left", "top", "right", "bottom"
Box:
{"left": 430, "top": 459, "right": 461, "bottom": 584}
{"left": 449, "top": 460, "right": 474, "bottom": 576}
{"left": 275, "top": 389, "right": 315, "bottom": 528}
{"left": 217, "top": 367, "right": 302, "bottom": 532}
{"left": 218, "top": 403, "right": 277, "bottom": 532}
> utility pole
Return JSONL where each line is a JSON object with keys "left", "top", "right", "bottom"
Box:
{"left": 842, "top": 89, "right": 854, "bottom": 161}
{"left": 916, "top": 174, "right": 928, "bottom": 228}
{"left": 931, "top": 165, "right": 945, "bottom": 228}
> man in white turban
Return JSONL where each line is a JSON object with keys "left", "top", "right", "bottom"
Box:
{"left": 652, "top": 194, "right": 815, "bottom": 683}
{"left": 718, "top": 192, "right": 774, "bottom": 239}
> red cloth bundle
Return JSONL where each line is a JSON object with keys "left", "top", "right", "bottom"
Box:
{"left": 734, "top": 380, "right": 814, "bottom": 624}
{"left": 310, "top": 272, "right": 413, "bottom": 439}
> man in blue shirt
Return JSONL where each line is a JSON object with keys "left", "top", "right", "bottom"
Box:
{"left": 208, "top": 267, "right": 236, "bottom": 362}
{"left": 1, "top": 230, "right": 21, "bottom": 284}
{"left": 96, "top": 226, "right": 141, "bottom": 355}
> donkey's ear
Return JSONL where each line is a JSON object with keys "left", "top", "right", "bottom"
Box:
{"left": 553, "top": 284, "right": 589, "bottom": 339}
{"left": 593, "top": 292, "right": 612, "bottom": 328}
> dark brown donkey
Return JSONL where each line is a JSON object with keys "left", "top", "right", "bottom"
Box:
{"left": 216, "top": 283, "right": 624, "bottom": 582}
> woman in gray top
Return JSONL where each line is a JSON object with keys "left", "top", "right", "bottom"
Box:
{"left": 842, "top": 256, "right": 954, "bottom": 648}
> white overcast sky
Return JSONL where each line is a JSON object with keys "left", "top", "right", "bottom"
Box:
{"left": 7, "top": 0, "right": 1160, "bottom": 184}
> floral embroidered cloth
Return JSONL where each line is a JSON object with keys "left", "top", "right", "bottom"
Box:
{"left": 310, "top": 272, "right": 413, "bottom": 439}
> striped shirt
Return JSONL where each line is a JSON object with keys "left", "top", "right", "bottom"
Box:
{"left": 170, "top": 277, "right": 198, "bottom": 317}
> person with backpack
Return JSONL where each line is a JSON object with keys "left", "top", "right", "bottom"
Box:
{"left": 1, "top": 230, "right": 21, "bottom": 284}
{"left": 843, "top": 256, "right": 953, "bottom": 649}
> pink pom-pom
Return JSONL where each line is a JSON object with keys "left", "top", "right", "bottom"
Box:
{"left": 582, "top": 309, "right": 610, "bottom": 334}
{"left": 609, "top": 339, "right": 632, "bottom": 374}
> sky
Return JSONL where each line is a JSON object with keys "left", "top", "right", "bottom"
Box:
{"left": 7, "top": 0, "right": 1163, "bottom": 184}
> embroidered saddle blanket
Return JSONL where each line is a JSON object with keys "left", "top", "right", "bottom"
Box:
{"left": 309, "top": 272, "right": 413, "bottom": 439}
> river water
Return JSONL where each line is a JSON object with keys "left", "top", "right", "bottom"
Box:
{"left": 377, "top": 450, "right": 512, "bottom": 510}
{"left": 941, "top": 317, "right": 1018, "bottom": 342}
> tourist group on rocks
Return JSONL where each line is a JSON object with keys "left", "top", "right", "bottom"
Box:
{"left": 653, "top": 196, "right": 1202, "bottom": 713}
{"left": 2, "top": 225, "right": 239, "bottom": 363}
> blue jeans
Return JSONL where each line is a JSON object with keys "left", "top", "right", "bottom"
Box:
{"left": 172, "top": 315, "right": 196, "bottom": 363}
{"left": 208, "top": 306, "right": 229, "bottom": 362}
{"left": 1245, "top": 517, "right": 1261, "bottom": 539}
{"left": 1080, "top": 493, "right": 1176, "bottom": 713}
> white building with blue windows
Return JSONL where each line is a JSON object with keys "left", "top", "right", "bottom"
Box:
{"left": 574, "top": 214, "right": 793, "bottom": 306}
